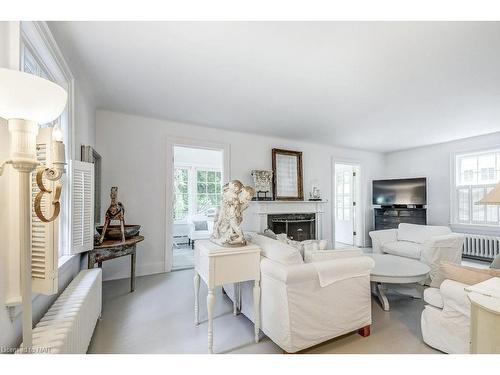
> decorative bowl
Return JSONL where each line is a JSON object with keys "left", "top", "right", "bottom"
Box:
{"left": 95, "top": 224, "right": 141, "bottom": 240}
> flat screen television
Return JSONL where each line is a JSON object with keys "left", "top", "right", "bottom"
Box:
{"left": 372, "top": 178, "right": 427, "bottom": 206}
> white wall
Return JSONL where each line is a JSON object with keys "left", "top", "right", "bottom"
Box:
{"left": 174, "top": 146, "right": 222, "bottom": 168}
{"left": 384, "top": 131, "right": 500, "bottom": 230}
{"left": 96, "top": 109, "right": 385, "bottom": 281}
{"left": 0, "top": 21, "right": 96, "bottom": 350}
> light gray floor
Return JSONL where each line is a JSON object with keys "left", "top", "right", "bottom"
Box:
{"left": 172, "top": 243, "right": 194, "bottom": 270}
{"left": 88, "top": 268, "right": 440, "bottom": 354}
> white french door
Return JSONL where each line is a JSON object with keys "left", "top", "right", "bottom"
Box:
{"left": 334, "top": 163, "right": 360, "bottom": 246}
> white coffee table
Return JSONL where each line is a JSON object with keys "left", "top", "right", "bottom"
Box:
{"left": 367, "top": 253, "right": 430, "bottom": 311}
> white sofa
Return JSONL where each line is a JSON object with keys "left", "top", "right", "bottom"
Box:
{"left": 224, "top": 233, "right": 375, "bottom": 353}
{"left": 369, "top": 223, "right": 464, "bottom": 284}
{"left": 421, "top": 279, "right": 471, "bottom": 353}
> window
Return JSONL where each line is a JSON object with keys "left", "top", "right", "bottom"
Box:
{"left": 173, "top": 166, "right": 222, "bottom": 222}
{"left": 173, "top": 168, "right": 189, "bottom": 221}
{"left": 453, "top": 149, "right": 500, "bottom": 226}
{"left": 196, "top": 170, "right": 222, "bottom": 214}
{"left": 20, "top": 22, "right": 74, "bottom": 258}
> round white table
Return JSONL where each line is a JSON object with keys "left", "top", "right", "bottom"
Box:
{"left": 367, "top": 254, "right": 430, "bottom": 311}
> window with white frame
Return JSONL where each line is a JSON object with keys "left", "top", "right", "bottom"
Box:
{"left": 453, "top": 149, "right": 500, "bottom": 226}
{"left": 173, "top": 167, "right": 189, "bottom": 221}
{"left": 21, "top": 22, "right": 73, "bottom": 258}
{"left": 173, "top": 167, "right": 222, "bottom": 222}
{"left": 196, "top": 170, "right": 222, "bottom": 214}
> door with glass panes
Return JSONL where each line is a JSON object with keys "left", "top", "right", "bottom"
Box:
{"left": 334, "top": 163, "right": 359, "bottom": 245}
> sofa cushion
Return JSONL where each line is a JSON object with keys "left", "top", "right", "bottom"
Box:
{"left": 193, "top": 220, "right": 208, "bottom": 231}
{"left": 424, "top": 287, "right": 444, "bottom": 309}
{"left": 397, "top": 223, "right": 451, "bottom": 244}
{"left": 247, "top": 233, "right": 303, "bottom": 265}
{"left": 306, "top": 248, "right": 363, "bottom": 263}
{"left": 382, "top": 240, "right": 421, "bottom": 259}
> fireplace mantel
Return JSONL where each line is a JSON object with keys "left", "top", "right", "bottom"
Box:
{"left": 246, "top": 200, "right": 327, "bottom": 240}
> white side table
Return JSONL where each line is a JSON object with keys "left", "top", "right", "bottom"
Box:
{"left": 194, "top": 239, "right": 261, "bottom": 354}
{"left": 466, "top": 277, "right": 500, "bottom": 354}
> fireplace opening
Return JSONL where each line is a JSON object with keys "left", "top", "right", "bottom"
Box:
{"left": 267, "top": 213, "right": 316, "bottom": 241}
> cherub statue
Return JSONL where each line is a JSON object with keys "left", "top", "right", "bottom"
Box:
{"left": 211, "top": 180, "right": 255, "bottom": 247}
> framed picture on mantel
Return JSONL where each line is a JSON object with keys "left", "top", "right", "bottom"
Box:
{"left": 272, "top": 148, "right": 303, "bottom": 201}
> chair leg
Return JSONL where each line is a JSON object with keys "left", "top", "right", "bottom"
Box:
{"left": 358, "top": 325, "right": 371, "bottom": 337}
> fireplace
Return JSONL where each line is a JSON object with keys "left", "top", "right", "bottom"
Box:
{"left": 267, "top": 213, "right": 316, "bottom": 241}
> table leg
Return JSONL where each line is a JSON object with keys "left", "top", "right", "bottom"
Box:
{"left": 194, "top": 272, "right": 200, "bottom": 325}
{"left": 130, "top": 250, "right": 136, "bottom": 292}
{"left": 374, "top": 282, "right": 390, "bottom": 311}
{"left": 88, "top": 253, "right": 94, "bottom": 269}
{"left": 98, "top": 262, "right": 102, "bottom": 268}
{"left": 207, "top": 288, "right": 215, "bottom": 354}
{"left": 233, "top": 283, "right": 240, "bottom": 316}
{"left": 253, "top": 280, "right": 260, "bottom": 343}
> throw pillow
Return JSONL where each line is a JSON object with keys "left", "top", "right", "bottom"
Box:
{"left": 431, "top": 261, "right": 500, "bottom": 288}
{"left": 262, "top": 229, "right": 277, "bottom": 240}
{"left": 193, "top": 220, "right": 208, "bottom": 231}
{"left": 248, "top": 233, "right": 304, "bottom": 265}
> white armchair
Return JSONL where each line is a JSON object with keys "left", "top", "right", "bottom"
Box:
{"left": 369, "top": 224, "right": 464, "bottom": 284}
{"left": 187, "top": 215, "right": 214, "bottom": 249}
{"left": 421, "top": 279, "right": 471, "bottom": 353}
{"left": 421, "top": 261, "right": 500, "bottom": 353}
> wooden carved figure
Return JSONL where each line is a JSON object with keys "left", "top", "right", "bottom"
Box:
{"left": 99, "top": 186, "right": 126, "bottom": 243}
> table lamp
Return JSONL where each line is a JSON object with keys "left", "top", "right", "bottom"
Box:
{"left": 0, "top": 67, "right": 67, "bottom": 352}
{"left": 478, "top": 183, "right": 500, "bottom": 205}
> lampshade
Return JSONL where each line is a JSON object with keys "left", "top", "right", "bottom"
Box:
{"left": 477, "top": 183, "right": 500, "bottom": 205}
{"left": 0, "top": 67, "right": 67, "bottom": 124}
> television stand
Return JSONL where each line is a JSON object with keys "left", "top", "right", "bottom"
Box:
{"left": 374, "top": 206, "right": 427, "bottom": 230}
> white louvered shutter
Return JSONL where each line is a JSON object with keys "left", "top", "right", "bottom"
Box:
{"left": 31, "top": 128, "right": 59, "bottom": 295}
{"left": 69, "top": 160, "right": 95, "bottom": 254}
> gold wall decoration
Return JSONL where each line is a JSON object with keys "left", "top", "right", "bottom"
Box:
{"left": 34, "top": 167, "right": 62, "bottom": 223}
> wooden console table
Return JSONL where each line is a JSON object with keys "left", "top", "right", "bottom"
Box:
{"left": 88, "top": 235, "right": 144, "bottom": 292}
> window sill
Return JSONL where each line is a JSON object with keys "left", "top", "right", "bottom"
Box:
{"left": 450, "top": 223, "right": 500, "bottom": 236}
{"left": 58, "top": 254, "right": 76, "bottom": 269}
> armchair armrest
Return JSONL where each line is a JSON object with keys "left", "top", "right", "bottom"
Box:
{"left": 260, "top": 257, "right": 315, "bottom": 284}
{"left": 421, "top": 233, "right": 465, "bottom": 284}
{"left": 440, "top": 279, "right": 471, "bottom": 317}
{"left": 369, "top": 229, "right": 397, "bottom": 254}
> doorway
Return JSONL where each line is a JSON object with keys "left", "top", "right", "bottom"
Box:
{"left": 334, "top": 162, "right": 362, "bottom": 247}
{"left": 169, "top": 144, "right": 226, "bottom": 270}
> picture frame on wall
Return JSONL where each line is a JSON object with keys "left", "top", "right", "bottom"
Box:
{"left": 272, "top": 148, "right": 303, "bottom": 201}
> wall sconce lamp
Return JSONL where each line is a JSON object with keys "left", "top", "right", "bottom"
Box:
{"left": 0, "top": 68, "right": 67, "bottom": 352}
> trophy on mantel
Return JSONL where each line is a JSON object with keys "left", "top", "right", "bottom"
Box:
{"left": 251, "top": 170, "right": 273, "bottom": 201}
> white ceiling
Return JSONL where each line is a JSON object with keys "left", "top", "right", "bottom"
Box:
{"left": 49, "top": 21, "right": 500, "bottom": 153}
